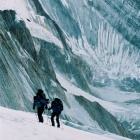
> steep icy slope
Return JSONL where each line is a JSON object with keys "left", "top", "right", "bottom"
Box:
{"left": 0, "top": 0, "right": 140, "bottom": 139}
{"left": 38, "top": 0, "right": 140, "bottom": 81}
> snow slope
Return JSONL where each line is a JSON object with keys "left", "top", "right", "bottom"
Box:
{"left": 0, "top": 106, "right": 131, "bottom": 140}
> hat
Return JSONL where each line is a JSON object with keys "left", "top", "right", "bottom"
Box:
{"left": 38, "top": 89, "right": 43, "bottom": 93}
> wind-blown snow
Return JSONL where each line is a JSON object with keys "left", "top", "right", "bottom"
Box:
{"left": 0, "top": 107, "right": 131, "bottom": 140}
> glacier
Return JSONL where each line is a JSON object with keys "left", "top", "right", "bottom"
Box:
{"left": 0, "top": 0, "right": 140, "bottom": 139}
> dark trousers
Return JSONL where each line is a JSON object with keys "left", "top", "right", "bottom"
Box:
{"left": 37, "top": 108, "right": 44, "bottom": 123}
{"left": 51, "top": 112, "right": 60, "bottom": 127}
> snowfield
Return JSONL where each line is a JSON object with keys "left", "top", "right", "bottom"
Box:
{"left": 0, "top": 106, "right": 131, "bottom": 140}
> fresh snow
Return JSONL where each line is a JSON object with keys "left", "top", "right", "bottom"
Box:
{"left": 0, "top": 106, "right": 131, "bottom": 140}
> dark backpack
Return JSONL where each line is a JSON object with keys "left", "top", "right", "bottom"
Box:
{"left": 54, "top": 98, "right": 63, "bottom": 112}
{"left": 33, "top": 96, "right": 49, "bottom": 108}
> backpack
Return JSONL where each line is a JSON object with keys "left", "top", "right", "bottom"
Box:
{"left": 33, "top": 96, "right": 49, "bottom": 108}
{"left": 54, "top": 98, "right": 63, "bottom": 112}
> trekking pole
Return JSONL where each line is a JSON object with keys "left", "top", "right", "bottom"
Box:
{"left": 46, "top": 110, "right": 50, "bottom": 125}
{"left": 34, "top": 109, "right": 38, "bottom": 122}
{"left": 59, "top": 116, "right": 64, "bottom": 130}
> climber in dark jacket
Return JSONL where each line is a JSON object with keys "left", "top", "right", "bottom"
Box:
{"left": 48, "top": 98, "right": 63, "bottom": 127}
{"left": 33, "top": 89, "right": 48, "bottom": 123}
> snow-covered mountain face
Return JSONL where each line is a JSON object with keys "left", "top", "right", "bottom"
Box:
{"left": 0, "top": 0, "right": 140, "bottom": 139}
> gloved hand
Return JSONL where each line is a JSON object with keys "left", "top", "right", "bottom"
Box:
{"left": 33, "top": 107, "right": 35, "bottom": 110}
{"left": 48, "top": 107, "right": 51, "bottom": 110}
